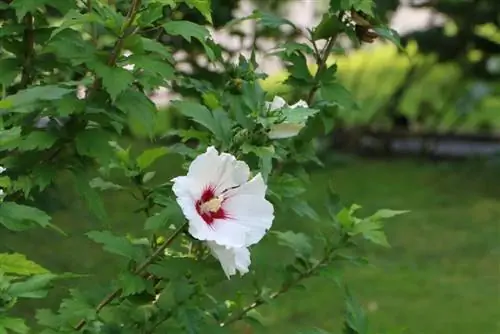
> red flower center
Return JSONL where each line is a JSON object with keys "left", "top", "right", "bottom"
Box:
{"left": 196, "top": 187, "right": 226, "bottom": 225}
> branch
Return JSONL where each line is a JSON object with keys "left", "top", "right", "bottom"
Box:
{"left": 220, "top": 256, "right": 330, "bottom": 327}
{"left": 20, "top": 12, "right": 34, "bottom": 89}
{"left": 306, "top": 36, "right": 337, "bottom": 105}
{"left": 73, "top": 222, "right": 188, "bottom": 331}
{"left": 87, "top": 0, "right": 142, "bottom": 94}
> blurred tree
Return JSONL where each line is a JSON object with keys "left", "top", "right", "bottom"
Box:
{"left": 399, "top": 0, "right": 500, "bottom": 80}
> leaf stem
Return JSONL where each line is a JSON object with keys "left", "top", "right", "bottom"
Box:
{"left": 73, "top": 221, "right": 188, "bottom": 331}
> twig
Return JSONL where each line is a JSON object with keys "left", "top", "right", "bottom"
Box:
{"left": 73, "top": 222, "right": 188, "bottom": 331}
{"left": 306, "top": 36, "right": 337, "bottom": 105}
{"left": 220, "top": 255, "right": 331, "bottom": 327}
{"left": 87, "top": 0, "right": 142, "bottom": 94}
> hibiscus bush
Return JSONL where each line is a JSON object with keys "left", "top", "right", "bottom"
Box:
{"left": 0, "top": 1, "right": 407, "bottom": 333}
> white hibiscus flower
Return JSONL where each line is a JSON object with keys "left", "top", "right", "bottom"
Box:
{"left": 265, "top": 96, "right": 311, "bottom": 139}
{"left": 207, "top": 242, "right": 250, "bottom": 278}
{"left": 172, "top": 146, "right": 274, "bottom": 249}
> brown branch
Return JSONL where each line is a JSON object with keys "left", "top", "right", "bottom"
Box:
{"left": 73, "top": 221, "right": 188, "bottom": 331}
{"left": 20, "top": 12, "right": 34, "bottom": 89}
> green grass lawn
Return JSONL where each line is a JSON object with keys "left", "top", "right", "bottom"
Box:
{"left": 2, "top": 155, "right": 499, "bottom": 333}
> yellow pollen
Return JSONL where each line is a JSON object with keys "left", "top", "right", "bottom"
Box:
{"left": 199, "top": 196, "right": 223, "bottom": 213}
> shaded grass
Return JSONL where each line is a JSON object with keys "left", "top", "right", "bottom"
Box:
{"left": 1, "top": 156, "right": 499, "bottom": 333}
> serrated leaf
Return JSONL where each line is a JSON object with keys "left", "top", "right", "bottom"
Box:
{"left": 144, "top": 204, "right": 183, "bottom": 231}
{"left": 273, "top": 231, "right": 313, "bottom": 257}
{"left": 171, "top": 101, "right": 219, "bottom": 138}
{"left": 343, "top": 287, "right": 368, "bottom": 334}
{"left": 136, "top": 147, "right": 169, "bottom": 170}
{"left": 10, "top": 0, "right": 47, "bottom": 21}
{"left": 0, "top": 202, "right": 63, "bottom": 234}
{"left": 119, "top": 272, "right": 147, "bottom": 296}
{"left": 6, "top": 86, "right": 73, "bottom": 112}
{"left": 0, "top": 316, "right": 29, "bottom": 334}
{"left": 91, "top": 62, "right": 134, "bottom": 101}
{"left": 75, "top": 128, "right": 114, "bottom": 163}
{"left": 141, "top": 38, "right": 175, "bottom": 62}
{"left": 0, "top": 253, "right": 49, "bottom": 276}
{"left": 50, "top": 9, "right": 102, "bottom": 39}
{"left": 115, "top": 89, "right": 157, "bottom": 138}
{"left": 162, "top": 20, "right": 215, "bottom": 60}
{"left": 73, "top": 170, "right": 108, "bottom": 222}
{"left": 163, "top": 20, "right": 208, "bottom": 43}
{"left": 18, "top": 131, "right": 57, "bottom": 151}
{"left": 127, "top": 55, "right": 175, "bottom": 79}
{"left": 184, "top": 0, "right": 212, "bottom": 24}
{"left": 86, "top": 230, "right": 142, "bottom": 261}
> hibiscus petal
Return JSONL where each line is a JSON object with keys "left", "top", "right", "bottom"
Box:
{"left": 184, "top": 146, "right": 250, "bottom": 195}
{"left": 207, "top": 242, "right": 250, "bottom": 278}
{"left": 269, "top": 95, "right": 287, "bottom": 111}
{"left": 290, "top": 99, "right": 308, "bottom": 109}
{"left": 217, "top": 174, "right": 274, "bottom": 246}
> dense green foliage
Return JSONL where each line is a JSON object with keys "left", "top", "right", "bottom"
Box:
{"left": 0, "top": 1, "right": 408, "bottom": 333}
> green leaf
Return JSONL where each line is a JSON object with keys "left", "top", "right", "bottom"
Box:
{"left": 363, "top": 230, "right": 390, "bottom": 247}
{"left": 289, "top": 199, "right": 320, "bottom": 222}
{"left": 75, "top": 128, "right": 114, "bottom": 163}
{"left": 17, "top": 131, "right": 57, "bottom": 151}
{"left": 342, "top": 287, "right": 368, "bottom": 334}
{"left": 141, "top": 38, "right": 175, "bottom": 62}
{"left": 373, "top": 26, "right": 403, "bottom": 50}
{"left": 144, "top": 204, "right": 183, "bottom": 231}
{"left": 7, "top": 274, "right": 58, "bottom": 299}
{"left": 319, "top": 82, "right": 357, "bottom": 110}
{"left": 90, "top": 62, "right": 134, "bottom": 101}
{"left": 90, "top": 177, "right": 124, "bottom": 191}
{"left": 73, "top": 170, "right": 108, "bottom": 222}
{"left": 0, "top": 253, "right": 49, "bottom": 276}
{"left": 136, "top": 147, "right": 169, "bottom": 170}
{"left": 241, "top": 144, "right": 274, "bottom": 181}
{"left": 86, "top": 230, "right": 143, "bottom": 261}
{"left": 312, "top": 12, "right": 344, "bottom": 41}
{"left": 10, "top": 0, "right": 48, "bottom": 21}
{"left": 126, "top": 55, "right": 175, "bottom": 79}
{"left": 184, "top": 0, "right": 212, "bottom": 24}
{"left": 115, "top": 89, "right": 157, "bottom": 138}
{"left": 172, "top": 101, "right": 232, "bottom": 142}
{"left": 0, "top": 317, "right": 29, "bottom": 334}
{"left": 6, "top": 86, "right": 73, "bottom": 112}
{"left": 163, "top": 20, "right": 208, "bottom": 43}
{"left": 119, "top": 272, "right": 148, "bottom": 296}
{"left": 0, "top": 58, "right": 21, "bottom": 87}
{"left": 0, "top": 202, "right": 63, "bottom": 234}
{"left": 370, "top": 209, "right": 409, "bottom": 220}
{"left": 273, "top": 231, "right": 313, "bottom": 257}
{"left": 282, "top": 107, "right": 319, "bottom": 125}
{"left": 162, "top": 20, "right": 215, "bottom": 60}
{"left": 50, "top": 9, "right": 102, "bottom": 39}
